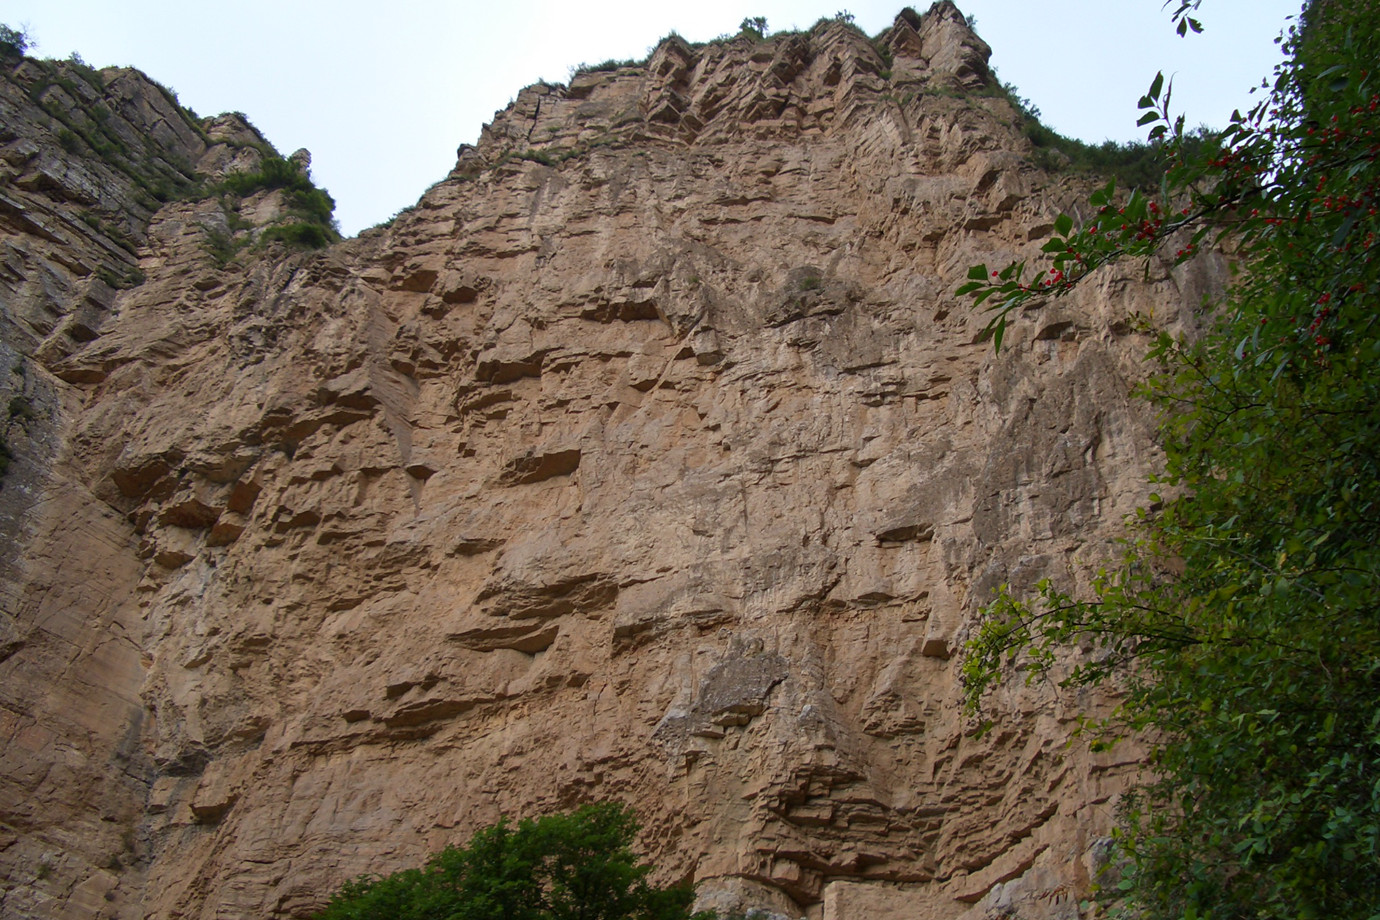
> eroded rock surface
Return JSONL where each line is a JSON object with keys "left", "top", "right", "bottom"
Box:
{"left": 0, "top": 5, "right": 1222, "bottom": 919}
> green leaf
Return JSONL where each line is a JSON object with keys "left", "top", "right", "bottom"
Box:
{"left": 1148, "top": 71, "right": 1165, "bottom": 101}
{"left": 1332, "top": 215, "right": 1357, "bottom": 248}
{"left": 1055, "top": 213, "right": 1074, "bottom": 237}
{"left": 968, "top": 263, "right": 989, "bottom": 281}
{"left": 1125, "top": 190, "right": 1147, "bottom": 222}
{"left": 961, "top": 25, "right": 1380, "bottom": 918}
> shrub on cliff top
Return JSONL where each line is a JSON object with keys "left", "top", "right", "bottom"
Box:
{"left": 315, "top": 803, "right": 703, "bottom": 920}
{"left": 260, "top": 221, "right": 332, "bottom": 250}
{"left": 0, "top": 24, "right": 30, "bottom": 60}
{"left": 571, "top": 58, "right": 642, "bottom": 78}
{"left": 738, "top": 16, "right": 767, "bottom": 38}
{"left": 217, "top": 154, "right": 338, "bottom": 246}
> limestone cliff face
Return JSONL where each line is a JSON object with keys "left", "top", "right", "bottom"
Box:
{"left": 0, "top": 5, "right": 1218, "bottom": 919}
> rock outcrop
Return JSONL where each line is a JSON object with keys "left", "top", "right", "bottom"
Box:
{"left": 0, "top": 5, "right": 1221, "bottom": 919}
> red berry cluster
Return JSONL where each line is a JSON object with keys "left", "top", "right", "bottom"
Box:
{"left": 1306, "top": 301, "right": 1332, "bottom": 348}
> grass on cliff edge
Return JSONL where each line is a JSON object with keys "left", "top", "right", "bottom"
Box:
{"left": 994, "top": 79, "right": 1200, "bottom": 192}
{"left": 564, "top": 11, "right": 1167, "bottom": 194}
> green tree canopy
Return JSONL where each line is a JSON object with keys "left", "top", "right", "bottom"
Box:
{"left": 960, "top": 1, "right": 1380, "bottom": 916}
{"left": 315, "top": 803, "right": 701, "bottom": 920}
{"left": 0, "top": 23, "right": 29, "bottom": 60}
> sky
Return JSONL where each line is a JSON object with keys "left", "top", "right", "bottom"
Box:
{"left": 5, "top": 1, "right": 1302, "bottom": 237}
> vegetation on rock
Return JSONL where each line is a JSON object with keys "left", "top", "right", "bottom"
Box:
{"left": 8, "top": 54, "right": 204, "bottom": 208}
{"left": 738, "top": 17, "right": 769, "bottom": 39}
{"left": 0, "top": 23, "right": 29, "bottom": 60}
{"left": 960, "top": 0, "right": 1380, "bottom": 916}
{"left": 218, "top": 155, "right": 334, "bottom": 222}
{"left": 3, "top": 28, "right": 339, "bottom": 258}
{"left": 571, "top": 58, "right": 643, "bottom": 78}
{"left": 216, "top": 154, "right": 339, "bottom": 249}
{"left": 994, "top": 78, "right": 1202, "bottom": 193}
{"left": 314, "top": 804, "right": 702, "bottom": 920}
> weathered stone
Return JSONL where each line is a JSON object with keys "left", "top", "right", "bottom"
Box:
{"left": 0, "top": 6, "right": 1220, "bottom": 920}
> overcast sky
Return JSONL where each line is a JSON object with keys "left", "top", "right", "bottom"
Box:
{"left": 6, "top": 1, "right": 1301, "bottom": 236}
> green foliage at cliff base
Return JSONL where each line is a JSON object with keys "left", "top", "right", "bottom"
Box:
{"left": 315, "top": 803, "right": 704, "bottom": 920}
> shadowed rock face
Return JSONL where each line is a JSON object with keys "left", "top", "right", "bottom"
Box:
{"left": 0, "top": 4, "right": 1225, "bottom": 919}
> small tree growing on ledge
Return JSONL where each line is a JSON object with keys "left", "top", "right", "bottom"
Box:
{"left": 0, "top": 23, "right": 30, "bottom": 60}
{"left": 738, "top": 16, "right": 767, "bottom": 38}
{"left": 315, "top": 803, "right": 704, "bottom": 920}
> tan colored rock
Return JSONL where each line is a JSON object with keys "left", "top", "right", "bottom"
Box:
{"left": 0, "top": 5, "right": 1230, "bottom": 919}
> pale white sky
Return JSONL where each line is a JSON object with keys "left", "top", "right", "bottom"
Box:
{"left": 5, "top": 1, "right": 1300, "bottom": 236}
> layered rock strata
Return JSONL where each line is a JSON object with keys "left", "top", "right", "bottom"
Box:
{"left": 0, "top": 5, "right": 1221, "bottom": 919}
{"left": 0, "top": 48, "right": 310, "bottom": 920}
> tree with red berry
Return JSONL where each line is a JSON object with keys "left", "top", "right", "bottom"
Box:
{"left": 961, "top": 1, "right": 1380, "bottom": 916}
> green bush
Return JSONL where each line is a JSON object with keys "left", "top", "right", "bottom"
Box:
{"left": 8, "top": 396, "right": 35, "bottom": 424}
{"left": 0, "top": 24, "right": 29, "bottom": 60}
{"left": 739, "top": 16, "right": 767, "bottom": 38}
{"left": 995, "top": 79, "right": 1185, "bottom": 192}
{"left": 218, "top": 155, "right": 299, "bottom": 196}
{"left": 260, "top": 221, "right": 331, "bottom": 250}
{"left": 202, "top": 227, "right": 244, "bottom": 266}
{"left": 217, "top": 155, "right": 338, "bottom": 238}
{"left": 573, "top": 58, "right": 640, "bottom": 77}
{"left": 315, "top": 803, "right": 702, "bottom": 920}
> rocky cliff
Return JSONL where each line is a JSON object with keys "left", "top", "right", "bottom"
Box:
{"left": 0, "top": 5, "right": 1219, "bottom": 919}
